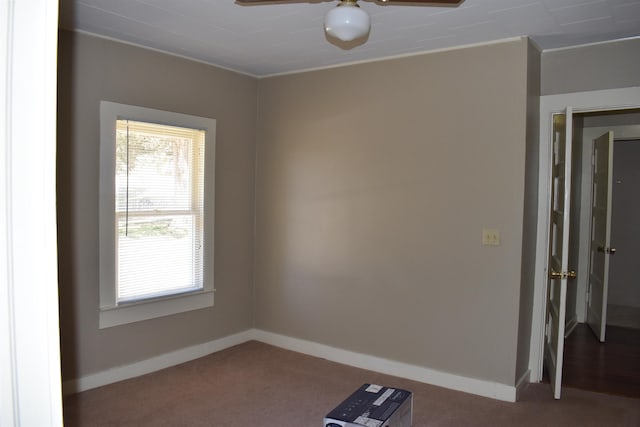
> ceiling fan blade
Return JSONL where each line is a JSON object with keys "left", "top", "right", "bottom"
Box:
{"left": 237, "top": 0, "right": 461, "bottom": 3}
{"left": 236, "top": 0, "right": 325, "bottom": 3}
{"left": 376, "top": 0, "right": 461, "bottom": 3}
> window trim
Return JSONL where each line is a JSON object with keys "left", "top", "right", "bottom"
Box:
{"left": 99, "top": 101, "right": 216, "bottom": 329}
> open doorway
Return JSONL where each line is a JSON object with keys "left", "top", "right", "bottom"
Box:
{"left": 559, "top": 109, "right": 640, "bottom": 398}
{"left": 604, "top": 137, "right": 640, "bottom": 329}
{"left": 531, "top": 87, "right": 640, "bottom": 400}
{"left": 568, "top": 110, "right": 640, "bottom": 334}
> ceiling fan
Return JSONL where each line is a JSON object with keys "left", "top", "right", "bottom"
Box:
{"left": 237, "top": 0, "right": 462, "bottom": 42}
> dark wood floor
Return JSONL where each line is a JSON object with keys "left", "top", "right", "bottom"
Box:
{"left": 560, "top": 323, "right": 640, "bottom": 398}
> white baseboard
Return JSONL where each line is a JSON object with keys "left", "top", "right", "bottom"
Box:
{"left": 61, "top": 330, "right": 253, "bottom": 396}
{"left": 63, "top": 328, "right": 518, "bottom": 402}
{"left": 252, "top": 329, "right": 518, "bottom": 402}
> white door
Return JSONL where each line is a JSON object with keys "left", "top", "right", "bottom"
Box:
{"left": 544, "top": 108, "right": 575, "bottom": 400}
{"left": 587, "top": 132, "right": 615, "bottom": 342}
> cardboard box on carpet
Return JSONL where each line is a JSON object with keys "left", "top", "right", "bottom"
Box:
{"left": 324, "top": 383, "right": 412, "bottom": 427}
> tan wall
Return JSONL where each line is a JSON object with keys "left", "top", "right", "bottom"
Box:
{"left": 515, "top": 40, "right": 541, "bottom": 382}
{"left": 56, "top": 31, "right": 257, "bottom": 380}
{"left": 541, "top": 38, "right": 640, "bottom": 95}
{"left": 254, "top": 39, "right": 531, "bottom": 386}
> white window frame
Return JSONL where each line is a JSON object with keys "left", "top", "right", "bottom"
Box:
{"left": 99, "top": 101, "right": 216, "bottom": 328}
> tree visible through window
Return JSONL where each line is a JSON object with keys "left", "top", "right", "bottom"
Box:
{"left": 115, "top": 120, "right": 205, "bottom": 303}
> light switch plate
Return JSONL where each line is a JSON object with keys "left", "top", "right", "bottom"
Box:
{"left": 482, "top": 228, "right": 500, "bottom": 246}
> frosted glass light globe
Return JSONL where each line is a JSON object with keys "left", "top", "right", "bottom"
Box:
{"left": 324, "top": 3, "right": 370, "bottom": 42}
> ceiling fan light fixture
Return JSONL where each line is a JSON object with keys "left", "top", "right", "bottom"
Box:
{"left": 324, "top": 1, "right": 370, "bottom": 42}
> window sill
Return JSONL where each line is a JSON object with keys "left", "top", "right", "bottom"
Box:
{"left": 99, "top": 290, "right": 214, "bottom": 329}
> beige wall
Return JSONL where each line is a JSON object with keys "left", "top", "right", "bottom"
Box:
{"left": 541, "top": 38, "right": 640, "bottom": 95}
{"left": 56, "top": 28, "right": 639, "bottom": 392}
{"left": 56, "top": 31, "right": 257, "bottom": 379}
{"left": 254, "top": 39, "right": 533, "bottom": 386}
{"left": 58, "top": 30, "right": 538, "bottom": 391}
{"left": 515, "top": 40, "right": 541, "bottom": 382}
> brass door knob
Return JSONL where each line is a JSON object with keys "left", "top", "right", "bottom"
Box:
{"left": 550, "top": 270, "right": 577, "bottom": 280}
{"left": 597, "top": 246, "right": 617, "bottom": 255}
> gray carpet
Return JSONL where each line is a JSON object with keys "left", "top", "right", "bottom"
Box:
{"left": 63, "top": 341, "right": 640, "bottom": 426}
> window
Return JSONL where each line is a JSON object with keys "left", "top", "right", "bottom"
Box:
{"left": 115, "top": 120, "right": 205, "bottom": 302}
{"left": 99, "top": 101, "right": 215, "bottom": 328}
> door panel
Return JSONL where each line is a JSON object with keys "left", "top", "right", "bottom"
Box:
{"left": 544, "top": 109, "right": 573, "bottom": 400}
{"left": 587, "top": 132, "right": 614, "bottom": 342}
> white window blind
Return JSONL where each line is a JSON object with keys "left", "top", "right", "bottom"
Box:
{"left": 115, "top": 120, "right": 205, "bottom": 303}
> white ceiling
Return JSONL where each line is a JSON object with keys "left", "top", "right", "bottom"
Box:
{"left": 58, "top": 0, "right": 640, "bottom": 77}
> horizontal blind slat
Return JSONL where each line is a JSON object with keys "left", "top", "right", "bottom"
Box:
{"left": 115, "top": 119, "right": 205, "bottom": 303}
